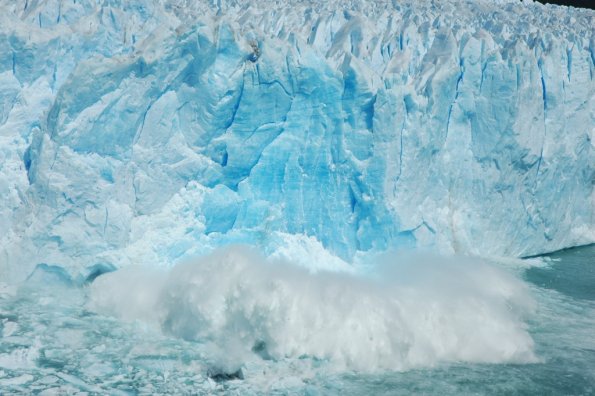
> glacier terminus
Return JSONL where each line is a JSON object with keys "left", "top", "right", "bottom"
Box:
{"left": 0, "top": 0, "right": 593, "bottom": 279}
{"left": 0, "top": 0, "right": 594, "bottom": 393}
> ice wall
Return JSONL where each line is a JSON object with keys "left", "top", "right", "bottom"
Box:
{"left": 0, "top": 0, "right": 593, "bottom": 278}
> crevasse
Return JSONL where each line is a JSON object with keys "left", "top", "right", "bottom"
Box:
{"left": 0, "top": 0, "right": 593, "bottom": 279}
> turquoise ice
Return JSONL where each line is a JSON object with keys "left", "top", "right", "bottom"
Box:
{"left": 0, "top": 0, "right": 593, "bottom": 280}
{"left": 0, "top": 1, "right": 594, "bottom": 392}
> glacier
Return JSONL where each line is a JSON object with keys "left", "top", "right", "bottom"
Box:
{"left": 0, "top": 0, "right": 593, "bottom": 281}
{"left": 1, "top": 0, "right": 595, "bottom": 392}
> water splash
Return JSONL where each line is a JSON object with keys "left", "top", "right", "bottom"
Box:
{"left": 90, "top": 247, "right": 537, "bottom": 372}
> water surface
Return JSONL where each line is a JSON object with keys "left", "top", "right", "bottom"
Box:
{"left": 0, "top": 246, "right": 593, "bottom": 395}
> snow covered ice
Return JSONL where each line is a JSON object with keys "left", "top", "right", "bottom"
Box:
{"left": 0, "top": 0, "right": 594, "bottom": 393}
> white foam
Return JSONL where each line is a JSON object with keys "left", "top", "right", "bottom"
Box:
{"left": 90, "top": 247, "right": 537, "bottom": 372}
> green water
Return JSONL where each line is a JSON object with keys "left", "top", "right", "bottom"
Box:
{"left": 526, "top": 245, "right": 595, "bottom": 302}
{"left": 0, "top": 246, "right": 593, "bottom": 395}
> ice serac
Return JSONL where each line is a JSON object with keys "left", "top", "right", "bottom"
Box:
{"left": 0, "top": 0, "right": 593, "bottom": 278}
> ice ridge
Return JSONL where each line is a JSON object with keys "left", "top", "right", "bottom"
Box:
{"left": 0, "top": 0, "right": 593, "bottom": 278}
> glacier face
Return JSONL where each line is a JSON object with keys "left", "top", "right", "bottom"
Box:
{"left": 0, "top": 0, "right": 593, "bottom": 279}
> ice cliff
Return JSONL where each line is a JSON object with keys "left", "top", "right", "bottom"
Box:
{"left": 0, "top": 0, "right": 593, "bottom": 279}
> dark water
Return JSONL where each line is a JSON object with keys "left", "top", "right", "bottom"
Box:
{"left": 0, "top": 245, "right": 593, "bottom": 395}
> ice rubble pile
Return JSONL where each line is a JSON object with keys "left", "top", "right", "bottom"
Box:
{"left": 0, "top": 0, "right": 593, "bottom": 278}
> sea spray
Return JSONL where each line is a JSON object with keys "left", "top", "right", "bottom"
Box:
{"left": 90, "top": 247, "right": 537, "bottom": 372}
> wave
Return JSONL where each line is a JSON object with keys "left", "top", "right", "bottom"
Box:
{"left": 89, "top": 246, "right": 538, "bottom": 372}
